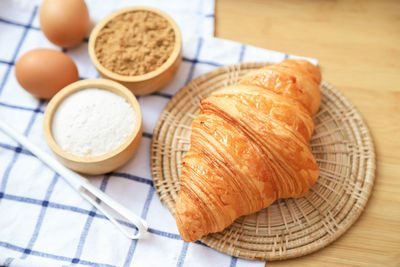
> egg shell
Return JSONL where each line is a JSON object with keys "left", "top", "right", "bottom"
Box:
{"left": 15, "top": 49, "right": 79, "bottom": 99}
{"left": 40, "top": 0, "right": 89, "bottom": 48}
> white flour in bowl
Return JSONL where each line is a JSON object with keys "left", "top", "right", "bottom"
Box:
{"left": 52, "top": 88, "right": 136, "bottom": 157}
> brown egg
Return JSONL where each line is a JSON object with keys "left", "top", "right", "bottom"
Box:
{"left": 15, "top": 49, "right": 79, "bottom": 99}
{"left": 40, "top": 0, "right": 89, "bottom": 48}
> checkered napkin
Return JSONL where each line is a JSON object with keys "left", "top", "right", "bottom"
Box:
{"left": 0, "top": 0, "right": 317, "bottom": 266}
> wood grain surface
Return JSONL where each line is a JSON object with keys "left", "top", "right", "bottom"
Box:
{"left": 215, "top": 0, "right": 400, "bottom": 266}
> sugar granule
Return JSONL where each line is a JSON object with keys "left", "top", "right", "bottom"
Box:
{"left": 95, "top": 11, "right": 175, "bottom": 76}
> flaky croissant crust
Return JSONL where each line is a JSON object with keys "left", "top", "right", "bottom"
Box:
{"left": 175, "top": 59, "right": 322, "bottom": 242}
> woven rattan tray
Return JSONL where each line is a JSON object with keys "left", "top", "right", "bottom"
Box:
{"left": 150, "top": 62, "right": 375, "bottom": 261}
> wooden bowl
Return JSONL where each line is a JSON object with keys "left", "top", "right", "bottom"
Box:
{"left": 43, "top": 79, "right": 143, "bottom": 175}
{"left": 88, "top": 7, "right": 182, "bottom": 95}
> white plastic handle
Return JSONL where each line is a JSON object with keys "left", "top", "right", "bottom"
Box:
{"left": 0, "top": 119, "right": 148, "bottom": 239}
{"left": 79, "top": 183, "right": 148, "bottom": 239}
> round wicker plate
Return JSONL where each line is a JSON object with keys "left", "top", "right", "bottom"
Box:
{"left": 150, "top": 62, "right": 375, "bottom": 261}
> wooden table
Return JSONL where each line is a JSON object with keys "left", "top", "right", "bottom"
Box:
{"left": 215, "top": 0, "right": 400, "bottom": 265}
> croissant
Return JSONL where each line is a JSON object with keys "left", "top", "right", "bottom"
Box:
{"left": 175, "top": 59, "right": 322, "bottom": 242}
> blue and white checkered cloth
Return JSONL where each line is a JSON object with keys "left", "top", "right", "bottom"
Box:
{"left": 0, "top": 0, "right": 317, "bottom": 266}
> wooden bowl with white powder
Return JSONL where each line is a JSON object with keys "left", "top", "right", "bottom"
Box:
{"left": 88, "top": 7, "right": 182, "bottom": 95}
{"left": 43, "top": 79, "right": 142, "bottom": 175}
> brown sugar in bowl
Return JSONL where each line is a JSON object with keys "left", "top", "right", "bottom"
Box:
{"left": 43, "top": 79, "right": 143, "bottom": 175}
{"left": 88, "top": 7, "right": 182, "bottom": 95}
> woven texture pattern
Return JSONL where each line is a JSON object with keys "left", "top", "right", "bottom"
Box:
{"left": 151, "top": 62, "right": 376, "bottom": 261}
